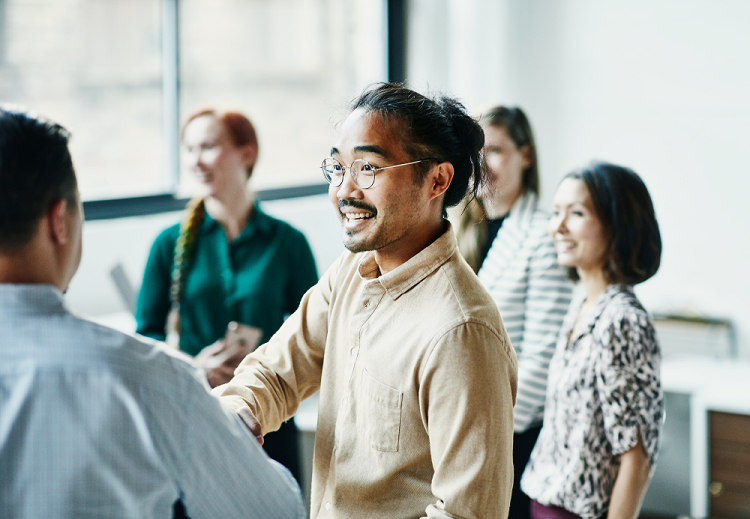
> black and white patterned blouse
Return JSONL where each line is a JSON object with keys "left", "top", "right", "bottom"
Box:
{"left": 520, "top": 284, "right": 663, "bottom": 519}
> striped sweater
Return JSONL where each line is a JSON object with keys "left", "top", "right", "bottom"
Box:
{"left": 477, "top": 194, "right": 573, "bottom": 433}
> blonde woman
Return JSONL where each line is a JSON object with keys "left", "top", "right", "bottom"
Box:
{"left": 453, "top": 106, "right": 573, "bottom": 519}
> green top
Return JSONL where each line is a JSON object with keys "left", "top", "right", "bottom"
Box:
{"left": 135, "top": 205, "right": 318, "bottom": 356}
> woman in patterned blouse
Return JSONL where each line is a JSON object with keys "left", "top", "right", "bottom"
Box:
{"left": 520, "top": 162, "right": 663, "bottom": 519}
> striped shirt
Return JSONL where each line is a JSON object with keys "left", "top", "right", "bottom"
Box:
{"left": 478, "top": 194, "right": 573, "bottom": 432}
{"left": 0, "top": 284, "right": 305, "bottom": 519}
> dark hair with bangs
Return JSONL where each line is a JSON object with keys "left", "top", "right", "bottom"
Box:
{"left": 563, "top": 162, "right": 661, "bottom": 285}
{"left": 351, "top": 82, "right": 486, "bottom": 217}
{"left": 0, "top": 107, "right": 78, "bottom": 252}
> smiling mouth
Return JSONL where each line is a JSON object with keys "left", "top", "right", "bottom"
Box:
{"left": 344, "top": 211, "right": 373, "bottom": 221}
{"left": 339, "top": 200, "right": 376, "bottom": 223}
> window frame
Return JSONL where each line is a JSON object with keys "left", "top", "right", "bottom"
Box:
{"left": 82, "top": 0, "right": 404, "bottom": 221}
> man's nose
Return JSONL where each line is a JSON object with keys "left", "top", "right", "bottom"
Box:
{"left": 336, "top": 168, "right": 362, "bottom": 199}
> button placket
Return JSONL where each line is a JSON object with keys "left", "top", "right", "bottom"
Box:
{"left": 344, "top": 282, "right": 382, "bottom": 382}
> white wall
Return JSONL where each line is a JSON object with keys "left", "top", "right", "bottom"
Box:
{"left": 408, "top": 0, "right": 750, "bottom": 357}
{"left": 65, "top": 194, "right": 343, "bottom": 322}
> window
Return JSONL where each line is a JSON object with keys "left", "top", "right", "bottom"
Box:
{"left": 0, "top": 0, "right": 387, "bottom": 202}
{"left": 179, "top": 0, "right": 387, "bottom": 194}
{"left": 0, "top": 0, "right": 164, "bottom": 200}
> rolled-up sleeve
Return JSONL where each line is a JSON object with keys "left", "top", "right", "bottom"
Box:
{"left": 595, "top": 310, "right": 662, "bottom": 468}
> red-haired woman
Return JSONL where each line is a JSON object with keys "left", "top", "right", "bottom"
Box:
{"left": 136, "top": 109, "right": 317, "bottom": 483}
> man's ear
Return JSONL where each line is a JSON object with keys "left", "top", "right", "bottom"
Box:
{"left": 47, "top": 199, "right": 70, "bottom": 245}
{"left": 428, "top": 161, "right": 454, "bottom": 201}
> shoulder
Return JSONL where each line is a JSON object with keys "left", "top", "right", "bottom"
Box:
{"left": 594, "top": 287, "right": 658, "bottom": 354}
{"left": 438, "top": 253, "right": 507, "bottom": 334}
{"left": 525, "top": 206, "right": 555, "bottom": 244}
{"left": 77, "top": 317, "right": 205, "bottom": 392}
{"left": 600, "top": 287, "right": 651, "bottom": 326}
{"left": 256, "top": 207, "right": 312, "bottom": 246}
{"left": 505, "top": 195, "right": 554, "bottom": 251}
{"left": 151, "top": 221, "right": 181, "bottom": 251}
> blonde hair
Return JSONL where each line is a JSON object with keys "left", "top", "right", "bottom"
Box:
{"left": 452, "top": 197, "right": 488, "bottom": 274}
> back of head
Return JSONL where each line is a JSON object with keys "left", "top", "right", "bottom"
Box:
{"left": 479, "top": 105, "right": 539, "bottom": 197}
{"left": 565, "top": 161, "right": 662, "bottom": 285}
{"left": 351, "top": 83, "right": 486, "bottom": 216}
{"left": 0, "top": 107, "right": 78, "bottom": 253}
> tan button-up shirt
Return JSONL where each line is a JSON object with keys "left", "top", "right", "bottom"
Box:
{"left": 216, "top": 225, "right": 518, "bottom": 518}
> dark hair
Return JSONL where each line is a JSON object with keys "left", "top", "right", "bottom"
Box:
{"left": 182, "top": 108, "right": 258, "bottom": 177}
{"left": 563, "top": 162, "right": 661, "bottom": 285}
{"left": 0, "top": 107, "right": 78, "bottom": 251}
{"left": 479, "top": 106, "right": 539, "bottom": 196}
{"left": 351, "top": 83, "right": 486, "bottom": 217}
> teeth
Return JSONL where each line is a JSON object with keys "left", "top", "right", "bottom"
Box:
{"left": 345, "top": 212, "right": 372, "bottom": 221}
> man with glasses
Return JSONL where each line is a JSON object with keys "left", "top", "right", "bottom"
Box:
{"left": 0, "top": 107, "right": 305, "bottom": 519}
{"left": 216, "top": 83, "right": 518, "bottom": 518}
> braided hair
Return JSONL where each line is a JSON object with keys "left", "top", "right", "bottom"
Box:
{"left": 166, "top": 197, "right": 206, "bottom": 346}
{"left": 165, "top": 108, "right": 258, "bottom": 348}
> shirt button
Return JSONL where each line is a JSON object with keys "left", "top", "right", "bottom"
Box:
{"left": 350, "top": 347, "right": 358, "bottom": 356}
{"left": 325, "top": 502, "right": 331, "bottom": 510}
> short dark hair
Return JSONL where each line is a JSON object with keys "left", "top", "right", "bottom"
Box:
{"left": 0, "top": 107, "right": 78, "bottom": 251}
{"left": 563, "top": 162, "right": 661, "bottom": 285}
{"left": 479, "top": 106, "right": 539, "bottom": 197}
{"left": 351, "top": 83, "right": 486, "bottom": 217}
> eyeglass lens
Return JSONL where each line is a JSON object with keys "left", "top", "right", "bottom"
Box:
{"left": 321, "top": 158, "right": 376, "bottom": 189}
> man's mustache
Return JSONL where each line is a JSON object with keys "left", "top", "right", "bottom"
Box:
{"left": 338, "top": 200, "right": 377, "bottom": 215}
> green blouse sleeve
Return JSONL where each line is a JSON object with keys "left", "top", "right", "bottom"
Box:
{"left": 135, "top": 225, "right": 178, "bottom": 341}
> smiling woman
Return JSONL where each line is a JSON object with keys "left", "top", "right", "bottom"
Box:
{"left": 135, "top": 108, "right": 319, "bottom": 484}
{"left": 522, "top": 162, "right": 663, "bottom": 519}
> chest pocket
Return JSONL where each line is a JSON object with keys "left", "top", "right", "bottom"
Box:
{"left": 360, "top": 369, "right": 403, "bottom": 452}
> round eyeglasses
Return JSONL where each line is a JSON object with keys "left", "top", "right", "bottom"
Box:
{"left": 321, "top": 157, "right": 435, "bottom": 189}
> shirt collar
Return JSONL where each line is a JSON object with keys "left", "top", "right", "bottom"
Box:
{"left": 357, "top": 222, "right": 458, "bottom": 300}
{"left": 0, "top": 284, "right": 67, "bottom": 315}
{"left": 506, "top": 192, "right": 538, "bottom": 229}
{"left": 568, "top": 283, "right": 634, "bottom": 339}
{"left": 202, "top": 203, "right": 274, "bottom": 241}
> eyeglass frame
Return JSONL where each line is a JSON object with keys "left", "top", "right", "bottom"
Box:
{"left": 321, "top": 157, "right": 437, "bottom": 189}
